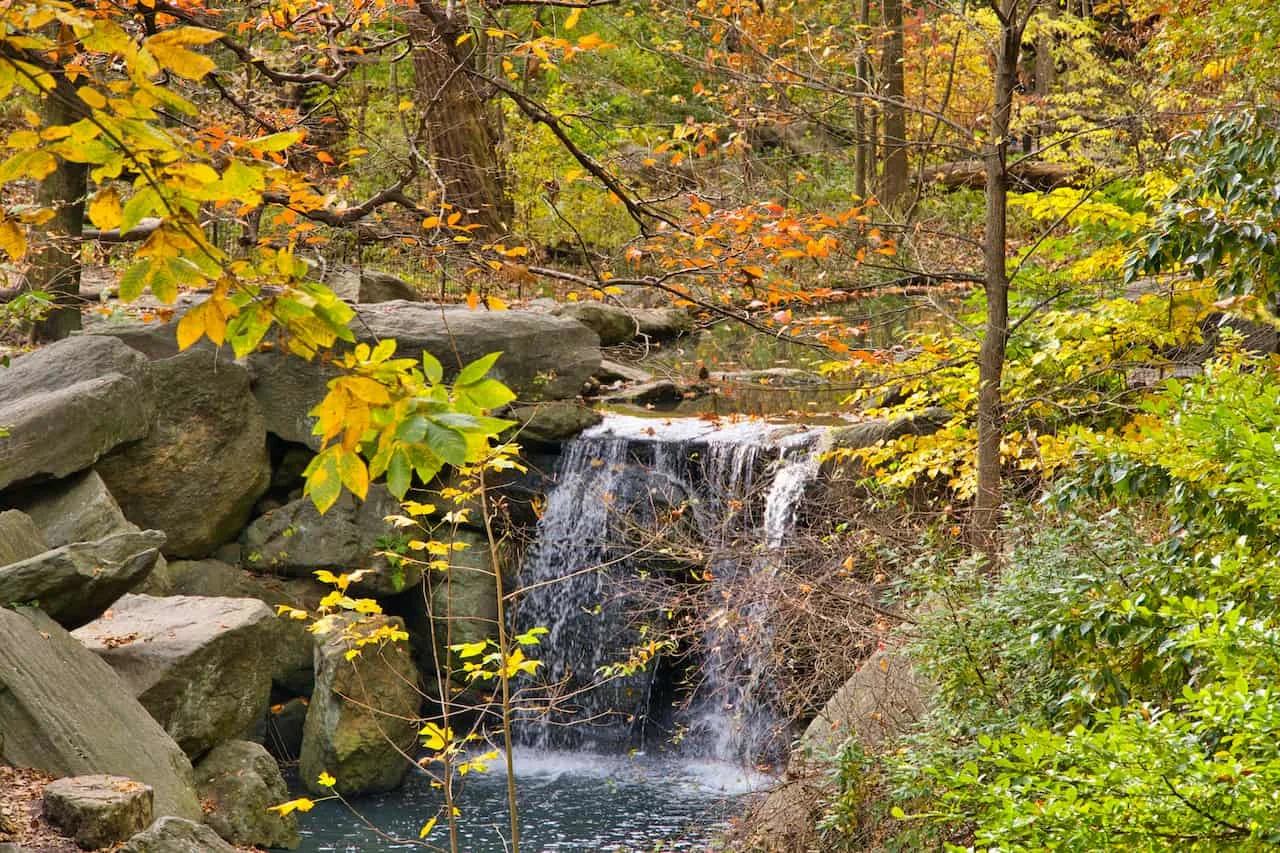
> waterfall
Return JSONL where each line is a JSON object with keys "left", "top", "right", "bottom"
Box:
{"left": 515, "top": 414, "right": 823, "bottom": 762}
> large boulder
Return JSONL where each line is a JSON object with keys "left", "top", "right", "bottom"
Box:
{"left": 6, "top": 470, "right": 141, "bottom": 548}
{"left": 327, "top": 268, "right": 424, "bottom": 304}
{"left": 551, "top": 301, "right": 636, "bottom": 346}
{"left": 300, "top": 615, "right": 421, "bottom": 796}
{"left": 96, "top": 348, "right": 271, "bottom": 558}
{"left": 42, "top": 775, "right": 154, "bottom": 850}
{"left": 135, "top": 559, "right": 324, "bottom": 697}
{"left": 0, "top": 337, "right": 155, "bottom": 490}
{"left": 0, "top": 530, "right": 165, "bottom": 629}
{"left": 242, "top": 484, "right": 418, "bottom": 597}
{"left": 0, "top": 607, "right": 201, "bottom": 820}
{"left": 194, "top": 740, "right": 299, "bottom": 850}
{"left": 387, "top": 527, "right": 502, "bottom": 676}
{"left": 73, "top": 594, "right": 275, "bottom": 759}
{"left": 120, "top": 817, "right": 237, "bottom": 853}
{"left": 507, "top": 402, "right": 602, "bottom": 445}
{"left": 0, "top": 511, "right": 46, "bottom": 566}
{"left": 249, "top": 305, "right": 601, "bottom": 446}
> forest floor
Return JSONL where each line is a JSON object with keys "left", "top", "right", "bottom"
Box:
{"left": 0, "top": 765, "right": 81, "bottom": 853}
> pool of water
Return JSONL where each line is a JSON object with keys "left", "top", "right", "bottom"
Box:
{"left": 292, "top": 751, "right": 772, "bottom": 853}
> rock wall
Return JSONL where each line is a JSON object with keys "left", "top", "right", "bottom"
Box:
{"left": 0, "top": 299, "right": 628, "bottom": 848}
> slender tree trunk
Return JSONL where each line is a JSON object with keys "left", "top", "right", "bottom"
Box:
{"left": 27, "top": 70, "right": 87, "bottom": 341}
{"left": 880, "top": 0, "right": 907, "bottom": 207}
{"left": 1035, "top": 1, "right": 1056, "bottom": 97}
{"left": 972, "top": 4, "right": 1025, "bottom": 563}
{"left": 854, "top": 0, "right": 871, "bottom": 199}
{"left": 410, "top": 8, "right": 513, "bottom": 235}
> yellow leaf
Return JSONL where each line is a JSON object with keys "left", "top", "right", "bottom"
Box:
{"left": 456, "top": 31, "right": 474, "bottom": 46}
{"left": 78, "top": 87, "right": 107, "bottom": 110}
{"left": 145, "top": 29, "right": 221, "bottom": 80}
{"left": 269, "top": 798, "right": 315, "bottom": 816}
{"left": 564, "top": 7, "right": 582, "bottom": 30}
{"left": 0, "top": 220, "right": 26, "bottom": 261}
{"left": 398, "top": 100, "right": 413, "bottom": 112}
{"left": 486, "top": 295, "right": 508, "bottom": 311}
{"left": 419, "top": 817, "right": 438, "bottom": 839}
{"left": 88, "top": 187, "right": 122, "bottom": 231}
{"left": 422, "top": 215, "right": 441, "bottom": 229}
{"left": 317, "top": 772, "right": 337, "bottom": 788}
{"left": 175, "top": 303, "right": 207, "bottom": 351}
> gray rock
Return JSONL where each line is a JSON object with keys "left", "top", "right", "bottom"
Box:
{"left": 121, "top": 817, "right": 236, "bottom": 853}
{"left": 710, "top": 367, "right": 826, "bottom": 386}
{"left": 0, "top": 607, "right": 201, "bottom": 820}
{"left": 551, "top": 302, "right": 636, "bottom": 346}
{"left": 133, "top": 560, "right": 323, "bottom": 697}
{"left": 7, "top": 470, "right": 138, "bottom": 548}
{"left": 390, "top": 528, "right": 502, "bottom": 675}
{"left": 195, "top": 741, "right": 299, "bottom": 850}
{"left": 300, "top": 615, "right": 420, "bottom": 796}
{"left": 74, "top": 594, "right": 275, "bottom": 759}
{"left": 0, "top": 373, "right": 154, "bottom": 492}
{"left": 0, "top": 511, "right": 46, "bottom": 566}
{"left": 507, "top": 402, "right": 602, "bottom": 444}
{"left": 327, "top": 268, "right": 424, "bottom": 304}
{"left": 632, "top": 307, "right": 692, "bottom": 340}
{"left": 242, "top": 484, "right": 419, "bottom": 597}
{"left": 595, "top": 359, "right": 653, "bottom": 384}
{"left": 249, "top": 305, "right": 601, "bottom": 447}
{"left": 0, "top": 530, "right": 165, "bottom": 629}
{"left": 43, "top": 775, "right": 154, "bottom": 850}
{"left": 599, "top": 380, "right": 682, "bottom": 405}
{"left": 818, "top": 407, "right": 951, "bottom": 478}
{"left": 96, "top": 348, "right": 271, "bottom": 558}
{"left": 0, "top": 336, "right": 149, "bottom": 408}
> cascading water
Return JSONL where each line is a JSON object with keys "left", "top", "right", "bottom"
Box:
{"left": 515, "top": 413, "right": 824, "bottom": 763}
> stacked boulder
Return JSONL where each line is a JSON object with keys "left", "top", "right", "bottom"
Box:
{"left": 0, "top": 301, "right": 609, "bottom": 850}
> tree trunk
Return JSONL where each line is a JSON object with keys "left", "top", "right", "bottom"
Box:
{"left": 880, "top": 0, "right": 907, "bottom": 207}
{"left": 410, "top": 8, "right": 513, "bottom": 235}
{"left": 972, "top": 4, "right": 1025, "bottom": 563}
{"left": 854, "top": 0, "right": 871, "bottom": 200}
{"left": 27, "top": 68, "right": 87, "bottom": 340}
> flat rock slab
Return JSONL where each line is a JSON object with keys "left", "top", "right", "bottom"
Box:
{"left": 0, "top": 337, "right": 155, "bottom": 491}
{"left": 120, "top": 817, "right": 236, "bottom": 853}
{"left": 195, "top": 741, "right": 298, "bottom": 850}
{"left": 0, "top": 607, "right": 200, "bottom": 821}
{"left": 43, "top": 775, "right": 153, "bottom": 850}
{"left": 74, "top": 595, "right": 275, "bottom": 759}
{"left": 0, "top": 530, "right": 165, "bottom": 629}
{"left": 6, "top": 470, "right": 139, "bottom": 548}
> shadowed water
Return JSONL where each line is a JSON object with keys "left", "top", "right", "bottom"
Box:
{"left": 293, "top": 751, "right": 770, "bottom": 852}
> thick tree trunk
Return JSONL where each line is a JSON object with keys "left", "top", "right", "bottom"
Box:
{"left": 27, "top": 72, "right": 87, "bottom": 341}
{"left": 972, "top": 7, "right": 1025, "bottom": 563}
{"left": 410, "top": 9, "right": 513, "bottom": 235}
{"left": 880, "top": 0, "right": 907, "bottom": 207}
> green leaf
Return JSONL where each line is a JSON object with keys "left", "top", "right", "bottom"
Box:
{"left": 387, "top": 449, "right": 412, "bottom": 498}
{"left": 456, "top": 352, "right": 503, "bottom": 386}
{"left": 423, "top": 419, "right": 468, "bottom": 467}
{"left": 458, "top": 378, "right": 516, "bottom": 412}
{"left": 421, "top": 351, "right": 444, "bottom": 385}
{"left": 304, "top": 450, "right": 343, "bottom": 514}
